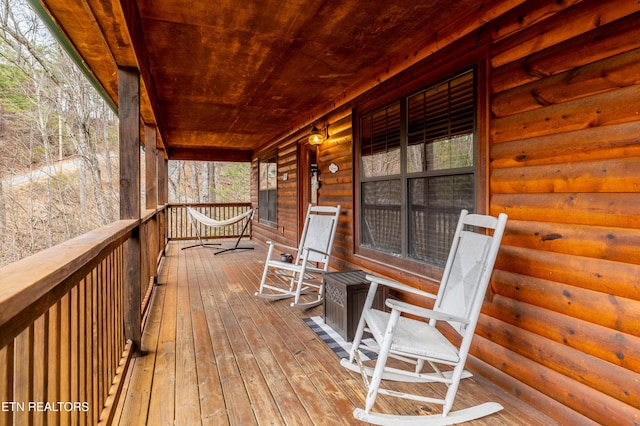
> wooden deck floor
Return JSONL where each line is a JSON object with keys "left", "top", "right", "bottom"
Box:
{"left": 115, "top": 241, "right": 558, "bottom": 425}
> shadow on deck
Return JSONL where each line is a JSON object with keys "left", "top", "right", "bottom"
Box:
{"left": 115, "top": 241, "right": 558, "bottom": 425}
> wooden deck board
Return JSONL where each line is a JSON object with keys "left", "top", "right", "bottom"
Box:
{"left": 188, "top": 248, "right": 228, "bottom": 425}
{"left": 117, "top": 280, "right": 163, "bottom": 424}
{"left": 116, "top": 241, "right": 560, "bottom": 426}
{"left": 175, "top": 248, "right": 203, "bottom": 425}
{"left": 146, "top": 243, "right": 177, "bottom": 426}
{"left": 199, "top": 247, "right": 264, "bottom": 425}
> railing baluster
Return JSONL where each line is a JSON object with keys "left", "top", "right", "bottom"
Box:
{"left": 60, "top": 293, "right": 71, "bottom": 425}
{"left": 104, "top": 260, "right": 111, "bottom": 408}
{"left": 48, "top": 302, "right": 61, "bottom": 426}
{"left": 33, "top": 314, "right": 47, "bottom": 426}
{"left": 86, "top": 269, "right": 94, "bottom": 426}
{"left": 78, "top": 278, "right": 86, "bottom": 426}
{"left": 14, "top": 325, "right": 34, "bottom": 425}
{"left": 98, "top": 266, "right": 105, "bottom": 410}
{"left": 71, "top": 284, "right": 80, "bottom": 424}
{"left": 0, "top": 342, "right": 14, "bottom": 426}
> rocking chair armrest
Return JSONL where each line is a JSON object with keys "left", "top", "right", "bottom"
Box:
{"left": 266, "top": 241, "right": 300, "bottom": 253}
{"left": 385, "top": 299, "right": 470, "bottom": 325}
{"left": 365, "top": 274, "right": 437, "bottom": 300}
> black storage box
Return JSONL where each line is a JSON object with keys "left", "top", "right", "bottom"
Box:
{"left": 323, "top": 270, "right": 386, "bottom": 342}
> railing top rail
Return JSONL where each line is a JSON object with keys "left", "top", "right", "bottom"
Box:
{"left": 142, "top": 207, "right": 163, "bottom": 223}
{"left": 168, "top": 202, "right": 253, "bottom": 208}
{"left": 0, "top": 219, "right": 138, "bottom": 349}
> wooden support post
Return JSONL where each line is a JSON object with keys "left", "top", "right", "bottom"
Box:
{"left": 119, "top": 66, "right": 141, "bottom": 355}
{"left": 145, "top": 125, "right": 158, "bottom": 211}
{"left": 157, "top": 148, "right": 168, "bottom": 206}
{"left": 144, "top": 124, "right": 159, "bottom": 290}
{"left": 157, "top": 148, "right": 168, "bottom": 250}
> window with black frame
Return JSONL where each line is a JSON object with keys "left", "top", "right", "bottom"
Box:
{"left": 359, "top": 69, "right": 476, "bottom": 267}
{"left": 258, "top": 153, "right": 277, "bottom": 226}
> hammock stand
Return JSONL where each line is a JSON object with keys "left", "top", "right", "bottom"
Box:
{"left": 182, "top": 207, "right": 255, "bottom": 255}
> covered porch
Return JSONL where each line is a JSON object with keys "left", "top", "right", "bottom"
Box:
{"left": 114, "top": 241, "right": 556, "bottom": 425}
{"left": 3, "top": 0, "right": 639, "bottom": 423}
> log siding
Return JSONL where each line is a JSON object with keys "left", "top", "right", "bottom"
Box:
{"left": 487, "top": 1, "right": 640, "bottom": 423}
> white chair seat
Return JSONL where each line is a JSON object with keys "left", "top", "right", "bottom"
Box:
{"left": 365, "top": 309, "right": 459, "bottom": 364}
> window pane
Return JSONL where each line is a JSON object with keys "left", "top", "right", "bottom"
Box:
{"left": 258, "top": 190, "right": 268, "bottom": 221}
{"left": 259, "top": 155, "right": 277, "bottom": 226}
{"left": 267, "top": 189, "right": 277, "bottom": 223}
{"left": 259, "top": 163, "right": 268, "bottom": 190}
{"left": 267, "top": 161, "right": 277, "bottom": 188}
{"left": 258, "top": 188, "right": 277, "bottom": 224}
{"left": 361, "top": 180, "right": 402, "bottom": 254}
{"left": 361, "top": 102, "right": 401, "bottom": 177}
{"left": 409, "top": 174, "right": 474, "bottom": 265}
{"left": 407, "top": 71, "right": 474, "bottom": 173}
{"left": 427, "top": 133, "right": 473, "bottom": 170}
{"left": 259, "top": 156, "right": 277, "bottom": 190}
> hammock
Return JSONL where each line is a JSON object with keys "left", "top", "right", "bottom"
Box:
{"left": 182, "top": 207, "right": 255, "bottom": 254}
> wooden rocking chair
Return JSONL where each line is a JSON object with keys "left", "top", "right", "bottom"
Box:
{"left": 255, "top": 204, "right": 340, "bottom": 308}
{"left": 341, "top": 210, "right": 508, "bottom": 425}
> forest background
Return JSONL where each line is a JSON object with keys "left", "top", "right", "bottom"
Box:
{"left": 0, "top": 0, "right": 250, "bottom": 268}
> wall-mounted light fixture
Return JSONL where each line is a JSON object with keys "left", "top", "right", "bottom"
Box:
{"left": 308, "top": 124, "right": 326, "bottom": 145}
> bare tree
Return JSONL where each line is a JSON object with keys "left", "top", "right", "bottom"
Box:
{"left": 205, "top": 162, "right": 216, "bottom": 203}
{"left": 0, "top": 0, "right": 119, "bottom": 266}
{"left": 167, "top": 160, "right": 250, "bottom": 204}
{"left": 190, "top": 162, "right": 201, "bottom": 202}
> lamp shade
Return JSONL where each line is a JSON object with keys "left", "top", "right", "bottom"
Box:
{"left": 308, "top": 125, "right": 324, "bottom": 145}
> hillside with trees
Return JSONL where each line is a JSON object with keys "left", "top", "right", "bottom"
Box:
{"left": 0, "top": 1, "right": 249, "bottom": 268}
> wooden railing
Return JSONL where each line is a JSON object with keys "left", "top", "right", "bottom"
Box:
{"left": 0, "top": 207, "right": 167, "bottom": 425}
{"left": 168, "top": 202, "right": 253, "bottom": 242}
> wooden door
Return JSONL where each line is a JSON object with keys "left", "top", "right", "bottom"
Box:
{"left": 298, "top": 143, "right": 318, "bottom": 238}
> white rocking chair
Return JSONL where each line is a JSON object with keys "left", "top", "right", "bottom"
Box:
{"left": 255, "top": 204, "right": 340, "bottom": 309}
{"left": 341, "top": 209, "right": 508, "bottom": 425}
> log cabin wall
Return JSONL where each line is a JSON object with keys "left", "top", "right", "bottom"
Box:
{"left": 483, "top": 2, "right": 640, "bottom": 424}
{"left": 250, "top": 1, "right": 640, "bottom": 424}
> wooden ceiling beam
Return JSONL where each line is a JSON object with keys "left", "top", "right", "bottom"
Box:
{"left": 166, "top": 147, "right": 253, "bottom": 163}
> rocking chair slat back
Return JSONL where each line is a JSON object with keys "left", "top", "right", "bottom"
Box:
{"left": 300, "top": 213, "right": 338, "bottom": 264}
{"left": 435, "top": 229, "right": 493, "bottom": 336}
